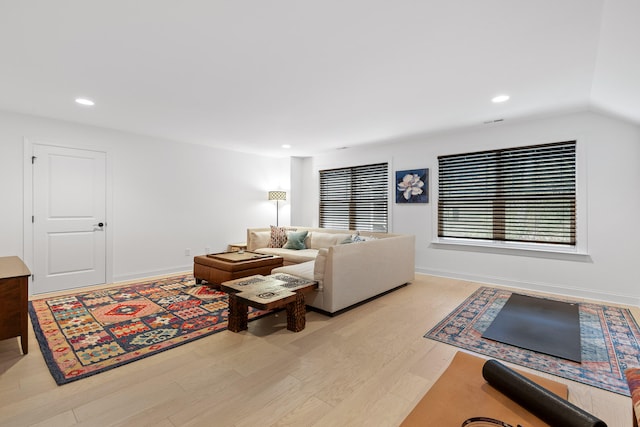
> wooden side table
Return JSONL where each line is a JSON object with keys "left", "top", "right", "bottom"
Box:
{"left": 0, "top": 256, "right": 31, "bottom": 354}
{"left": 227, "top": 242, "right": 247, "bottom": 252}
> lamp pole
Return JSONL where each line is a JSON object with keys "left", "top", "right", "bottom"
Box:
{"left": 268, "top": 191, "right": 286, "bottom": 227}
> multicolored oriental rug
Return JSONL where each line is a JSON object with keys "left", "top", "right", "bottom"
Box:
{"left": 424, "top": 287, "right": 640, "bottom": 396}
{"left": 29, "top": 274, "right": 269, "bottom": 385}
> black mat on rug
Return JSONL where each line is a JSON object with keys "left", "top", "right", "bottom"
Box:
{"left": 482, "top": 293, "right": 582, "bottom": 362}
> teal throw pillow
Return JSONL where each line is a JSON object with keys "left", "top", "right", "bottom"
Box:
{"left": 283, "top": 230, "right": 308, "bottom": 250}
{"left": 341, "top": 233, "right": 376, "bottom": 244}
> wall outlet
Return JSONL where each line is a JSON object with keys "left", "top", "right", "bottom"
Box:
{"left": 185, "top": 248, "right": 191, "bottom": 256}
{"left": 205, "top": 247, "right": 211, "bottom": 254}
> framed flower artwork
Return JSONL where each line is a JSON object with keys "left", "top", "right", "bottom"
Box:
{"left": 396, "top": 168, "right": 428, "bottom": 203}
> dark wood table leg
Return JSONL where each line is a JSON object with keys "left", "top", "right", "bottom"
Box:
{"left": 227, "top": 293, "right": 248, "bottom": 332}
{"left": 205, "top": 281, "right": 221, "bottom": 290}
{"left": 20, "top": 334, "right": 28, "bottom": 355}
{"left": 20, "top": 275, "right": 28, "bottom": 354}
{"left": 286, "top": 292, "right": 306, "bottom": 332}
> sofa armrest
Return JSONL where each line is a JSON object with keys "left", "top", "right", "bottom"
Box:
{"left": 320, "top": 234, "right": 415, "bottom": 313}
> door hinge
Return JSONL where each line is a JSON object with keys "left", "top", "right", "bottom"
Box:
{"left": 32, "top": 155, "right": 36, "bottom": 164}
{"left": 32, "top": 274, "right": 35, "bottom": 281}
{"left": 32, "top": 215, "right": 34, "bottom": 223}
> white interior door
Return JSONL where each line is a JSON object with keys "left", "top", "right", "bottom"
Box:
{"left": 32, "top": 144, "right": 107, "bottom": 294}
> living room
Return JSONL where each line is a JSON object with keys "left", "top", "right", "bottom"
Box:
{"left": 1, "top": 1, "right": 640, "bottom": 425}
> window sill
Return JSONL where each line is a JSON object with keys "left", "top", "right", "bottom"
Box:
{"left": 430, "top": 238, "right": 591, "bottom": 262}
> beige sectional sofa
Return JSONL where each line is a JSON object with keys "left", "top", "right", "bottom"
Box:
{"left": 246, "top": 227, "right": 415, "bottom": 315}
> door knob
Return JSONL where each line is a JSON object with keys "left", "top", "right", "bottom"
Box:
{"left": 94, "top": 222, "right": 105, "bottom": 227}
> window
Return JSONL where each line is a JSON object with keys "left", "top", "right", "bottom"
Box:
{"left": 438, "top": 141, "right": 576, "bottom": 245}
{"left": 319, "top": 162, "right": 388, "bottom": 232}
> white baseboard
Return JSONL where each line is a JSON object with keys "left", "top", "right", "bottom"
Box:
{"left": 415, "top": 267, "right": 640, "bottom": 307}
{"left": 113, "top": 265, "right": 191, "bottom": 284}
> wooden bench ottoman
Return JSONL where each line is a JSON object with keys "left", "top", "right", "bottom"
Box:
{"left": 193, "top": 252, "right": 283, "bottom": 287}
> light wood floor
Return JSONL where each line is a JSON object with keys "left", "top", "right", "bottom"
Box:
{"left": 0, "top": 274, "right": 633, "bottom": 427}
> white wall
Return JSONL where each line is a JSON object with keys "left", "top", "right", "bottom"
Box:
{"left": 289, "top": 157, "right": 304, "bottom": 226}
{"left": 4, "top": 108, "right": 639, "bottom": 304}
{"left": 305, "top": 111, "right": 640, "bottom": 305}
{"left": 0, "top": 110, "right": 290, "bottom": 289}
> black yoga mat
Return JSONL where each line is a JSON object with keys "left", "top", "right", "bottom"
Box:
{"left": 483, "top": 359, "right": 607, "bottom": 427}
{"left": 482, "top": 293, "right": 582, "bottom": 362}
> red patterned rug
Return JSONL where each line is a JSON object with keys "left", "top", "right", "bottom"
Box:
{"left": 29, "top": 274, "right": 269, "bottom": 385}
{"left": 425, "top": 287, "right": 640, "bottom": 396}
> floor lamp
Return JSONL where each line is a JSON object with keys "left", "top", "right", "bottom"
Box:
{"left": 268, "top": 191, "right": 286, "bottom": 226}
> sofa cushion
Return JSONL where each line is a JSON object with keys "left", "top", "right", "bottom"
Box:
{"left": 272, "top": 260, "right": 315, "bottom": 282}
{"left": 254, "top": 248, "right": 318, "bottom": 264}
{"left": 249, "top": 230, "right": 271, "bottom": 250}
{"left": 283, "top": 230, "right": 308, "bottom": 250}
{"left": 309, "top": 232, "right": 351, "bottom": 249}
{"left": 268, "top": 226, "right": 296, "bottom": 248}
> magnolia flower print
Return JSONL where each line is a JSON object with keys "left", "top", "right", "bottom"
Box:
{"left": 398, "top": 173, "right": 424, "bottom": 200}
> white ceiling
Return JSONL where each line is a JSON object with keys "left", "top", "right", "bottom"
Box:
{"left": 1, "top": 0, "right": 639, "bottom": 157}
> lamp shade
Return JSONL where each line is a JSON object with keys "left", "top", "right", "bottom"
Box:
{"left": 268, "top": 191, "right": 286, "bottom": 201}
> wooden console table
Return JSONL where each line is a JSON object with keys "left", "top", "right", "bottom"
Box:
{"left": 400, "top": 351, "right": 568, "bottom": 426}
{"left": 0, "top": 256, "right": 31, "bottom": 354}
{"left": 227, "top": 242, "right": 248, "bottom": 252}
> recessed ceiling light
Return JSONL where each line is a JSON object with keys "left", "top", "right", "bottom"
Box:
{"left": 75, "top": 98, "right": 95, "bottom": 106}
{"left": 281, "top": 144, "right": 291, "bottom": 149}
{"left": 492, "top": 95, "right": 510, "bottom": 103}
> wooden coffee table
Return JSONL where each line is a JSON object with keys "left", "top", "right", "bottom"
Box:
{"left": 220, "top": 273, "right": 317, "bottom": 333}
{"left": 193, "top": 251, "right": 283, "bottom": 287}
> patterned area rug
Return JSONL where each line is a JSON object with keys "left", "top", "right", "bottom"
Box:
{"left": 29, "top": 274, "right": 269, "bottom": 385}
{"left": 425, "top": 286, "right": 640, "bottom": 396}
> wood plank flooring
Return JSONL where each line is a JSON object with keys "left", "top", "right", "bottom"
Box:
{"left": 0, "top": 274, "right": 633, "bottom": 427}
